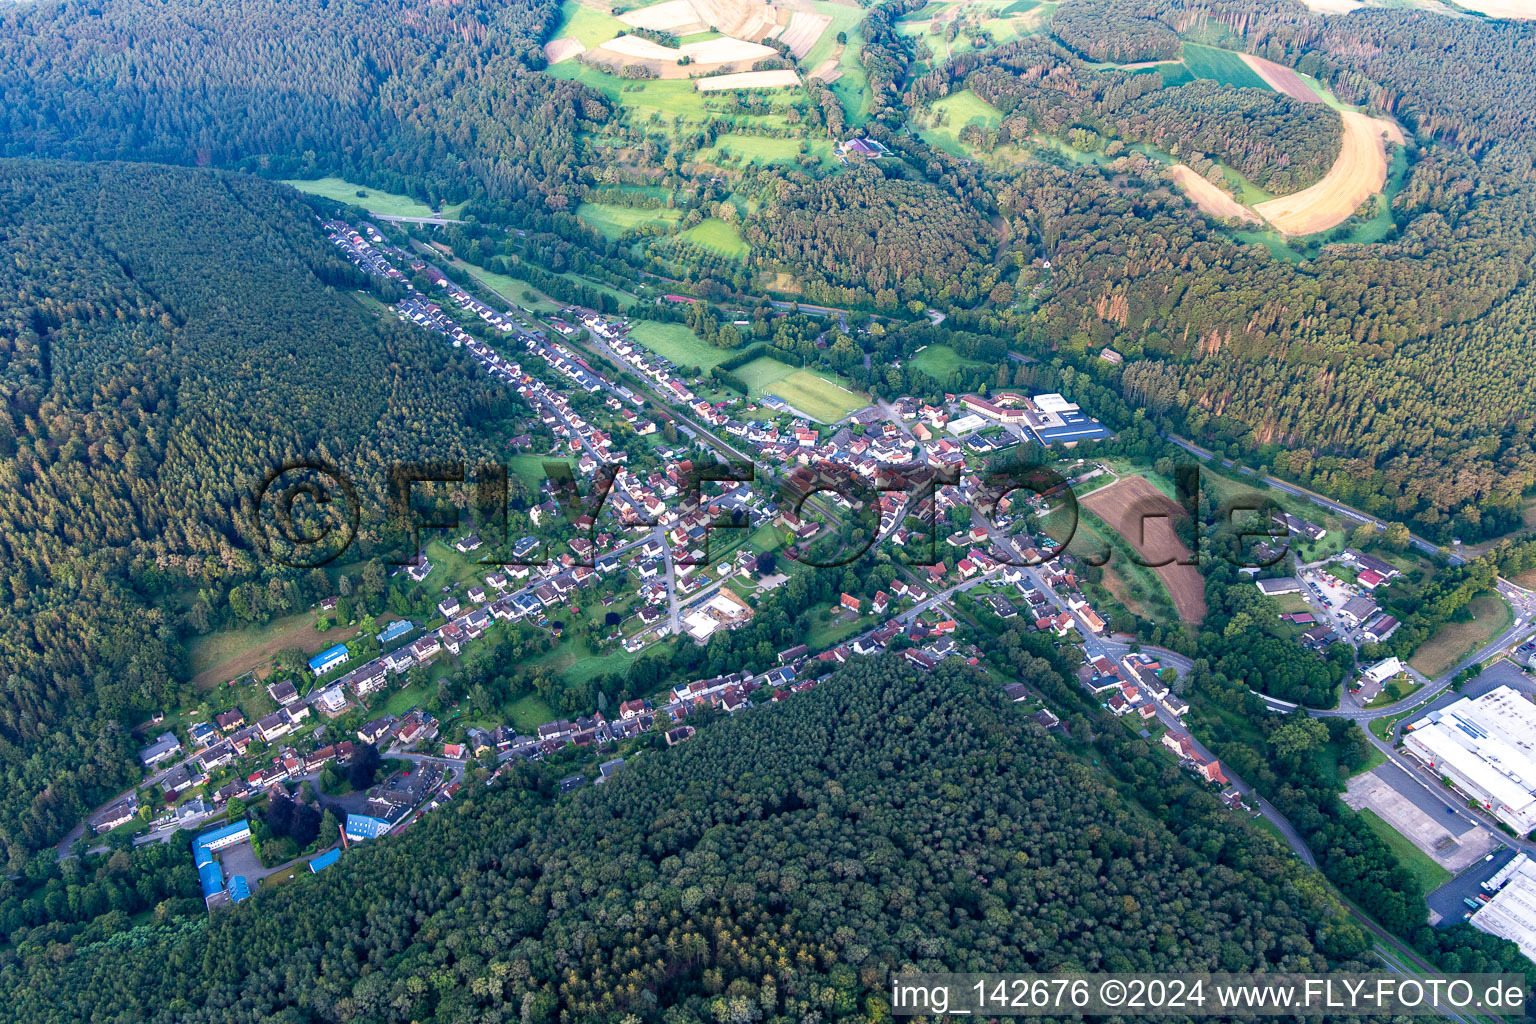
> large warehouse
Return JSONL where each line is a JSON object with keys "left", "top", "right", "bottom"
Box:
{"left": 1404, "top": 685, "right": 1536, "bottom": 836}
{"left": 1473, "top": 853, "right": 1536, "bottom": 962}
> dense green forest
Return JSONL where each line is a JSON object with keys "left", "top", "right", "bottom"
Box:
{"left": 0, "top": 160, "right": 512, "bottom": 859}
{"left": 0, "top": 658, "right": 1387, "bottom": 1022}
{"left": 0, "top": 0, "right": 600, "bottom": 209}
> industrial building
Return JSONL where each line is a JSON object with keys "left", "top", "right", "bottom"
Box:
{"left": 1404, "top": 685, "right": 1536, "bottom": 836}
{"left": 191, "top": 819, "right": 253, "bottom": 908}
{"left": 1472, "top": 853, "right": 1536, "bottom": 962}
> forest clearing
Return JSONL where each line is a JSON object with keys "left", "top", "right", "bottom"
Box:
{"left": 1080, "top": 476, "right": 1207, "bottom": 623}
{"left": 1254, "top": 110, "right": 1396, "bottom": 234}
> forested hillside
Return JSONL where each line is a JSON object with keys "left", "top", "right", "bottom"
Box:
{"left": 0, "top": 0, "right": 603, "bottom": 208}
{"left": 921, "top": 6, "right": 1536, "bottom": 541}
{"left": 0, "top": 160, "right": 509, "bottom": 858}
{"left": 0, "top": 658, "right": 1377, "bottom": 1022}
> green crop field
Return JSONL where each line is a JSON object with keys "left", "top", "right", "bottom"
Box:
{"left": 545, "top": 63, "right": 712, "bottom": 119}
{"left": 1183, "top": 44, "right": 1272, "bottom": 91}
{"left": 550, "top": 0, "right": 625, "bottom": 49}
{"left": 281, "top": 177, "right": 462, "bottom": 219}
{"left": 576, "top": 201, "right": 682, "bottom": 240}
{"left": 999, "top": 0, "right": 1038, "bottom": 13}
{"left": 628, "top": 320, "right": 731, "bottom": 370}
{"left": 733, "top": 356, "right": 866, "bottom": 422}
{"left": 679, "top": 217, "right": 749, "bottom": 259}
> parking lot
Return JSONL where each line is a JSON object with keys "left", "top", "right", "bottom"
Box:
{"left": 1343, "top": 763, "right": 1494, "bottom": 874}
{"left": 1426, "top": 847, "right": 1517, "bottom": 927}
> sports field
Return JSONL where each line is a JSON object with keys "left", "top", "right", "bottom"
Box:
{"left": 679, "top": 217, "right": 750, "bottom": 258}
{"left": 576, "top": 201, "right": 683, "bottom": 239}
{"left": 733, "top": 356, "right": 865, "bottom": 422}
{"left": 629, "top": 320, "right": 731, "bottom": 370}
{"left": 281, "top": 177, "right": 461, "bottom": 219}
{"left": 1182, "top": 44, "right": 1272, "bottom": 91}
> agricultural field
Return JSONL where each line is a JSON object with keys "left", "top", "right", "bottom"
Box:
{"left": 1407, "top": 593, "right": 1513, "bottom": 677}
{"left": 679, "top": 217, "right": 750, "bottom": 258}
{"left": 280, "top": 177, "right": 461, "bottom": 219}
{"left": 545, "top": 62, "right": 713, "bottom": 119}
{"left": 576, "top": 201, "right": 683, "bottom": 239}
{"left": 1080, "top": 475, "right": 1207, "bottom": 624}
{"left": 549, "top": 0, "right": 626, "bottom": 49}
{"left": 1254, "top": 111, "right": 1397, "bottom": 235}
{"left": 732, "top": 355, "right": 866, "bottom": 422}
{"left": 1182, "top": 43, "right": 1273, "bottom": 91}
{"left": 628, "top": 319, "right": 732, "bottom": 370}
{"left": 1168, "top": 164, "right": 1260, "bottom": 224}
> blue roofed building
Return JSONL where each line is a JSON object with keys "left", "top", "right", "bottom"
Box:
{"left": 309, "top": 643, "right": 351, "bottom": 676}
{"left": 310, "top": 848, "right": 342, "bottom": 872}
{"left": 344, "top": 813, "right": 392, "bottom": 842}
{"left": 377, "top": 619, "right": 415, "bottom": 645}
{"left": 190, "top": 819, "right": 252, "bottom": 908}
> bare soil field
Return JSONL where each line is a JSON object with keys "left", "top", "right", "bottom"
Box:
{"left": 1081, "top": 475, "right": 1207, "bottom": 624}
{"left": 1452, "top": 0, "right": 1535, "bottom": 17}
{"left": 809, "top": 57, "right": 842, "bottom": 82}
{"left": 778, "top": 10, "right": 832, "bottom": 56}
{"left": 1254, "top": 110, "right": 1392, "bottom": 235}
{"left": 1169, "top": 164, "right": 1260, "bottom": 224}
{"left": 544, "top": 38, "right": 587, "bottom": 63}
{"left": 1239, "top": 53, "right": 1319, "bottom": 103}
{"left": 620, "top": 0, "right": 708, "bottom": 32}
{"left": 696, "top": 68, "right": 802, "bottom": 90}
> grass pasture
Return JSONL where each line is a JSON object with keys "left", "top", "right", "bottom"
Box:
{"left": 1407, "top": 593, "right": 1513, "bottom": 677}
{"left": 281, "top": 177, "right": 461, "bottom": 219}
{"left": 732, "top": 356, "right": 865, "bottom": 422}
{"left": 1182, "top": 44, "right": 1273, "bottom": 91}
{"left": 908, "top": 343, "right": 987, "bottom": 383}
{"left": 576, "top": 201, "right": 683, "bottom": 239}
{"left": 628, "top": 319, "right": 731, "bottom": 370}
{"left": 1358, "top": 809, "right": 1453, "bottom": 893}
{"left": 452, "top": 259, "right": 561, "bottom": 313}
{"left": 546, "top": 62, "right": 711, "bottom": 119}
{"left": 699, "top": 133, "right": 814, "bottom": 168}
{"left": 679, "top": 217, "right": 750, "bottom": 259}
{"left": 551, "top": 0, "right": 626, "bottom": 48}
